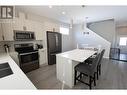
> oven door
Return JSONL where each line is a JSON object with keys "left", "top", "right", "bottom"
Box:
{"left": 19, "top": 51, "right": 39, "bottom": 73}
{"left": 19, "top": 51, "right": 39, "bottom": 65}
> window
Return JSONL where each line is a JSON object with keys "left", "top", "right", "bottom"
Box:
{"left": 60, "top": 27, "right": 69, "bottom": 35}
{"left": 119, "top": 37, "right": 127, "bottom": 46}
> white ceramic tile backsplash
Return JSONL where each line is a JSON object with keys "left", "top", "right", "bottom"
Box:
{"left": 0, "top": 40, "right": 43, "bottom": 53}
{"left": 0, "top": 42, "right": 6, "bottom": 53}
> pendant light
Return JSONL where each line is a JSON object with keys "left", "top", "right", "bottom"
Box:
{"left": 82, "top": 17, "right": 89, "bottom": 35}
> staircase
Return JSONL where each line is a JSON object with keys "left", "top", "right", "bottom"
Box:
{"left": 72, "top": 22, "right": 112, "bottom": 58}
{"left": 86, "top": 19, "right": 117, "bottom": 59}
{"left": 85, "top": 27, "right": 111, "bottom": 58}
{"left": 87, "top": 19, "right": 116, "bottom": 47}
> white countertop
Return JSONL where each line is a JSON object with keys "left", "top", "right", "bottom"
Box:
{"left": 0, "top": 53, "right": 36, "bottom": 89}
{"left": 39, "top": 48, "right": 47, "bottom": 51}
{"left": 56, "top": 49, "right": 97, "bottom": 62}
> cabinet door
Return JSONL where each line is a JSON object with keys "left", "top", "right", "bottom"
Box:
{"left": 13, "top": 18, "right": 24, "bottom": 31}
{"left": 1, "top": 21, "right": 14, "bottom": 41}
{"left": 24, "top": 20, "right": 35, "bottom": 31}
{"left": 23, "top": 20, "right": 43, "bottom": 40}
{"left": 0, "top": 24, "right": 3, "bottom": 41}
{"left": 39, "top": 49, "right": 46, "bottom": 65}
{"left": 33, "top": 21, "right": 43, "bottom": 40}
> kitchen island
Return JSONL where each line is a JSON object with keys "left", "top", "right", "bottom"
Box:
{"left": 56, "top": 49, "right": 97, "bottom": 88}
{"left": 0, "top": 53, "right": 36, "bottom": 89}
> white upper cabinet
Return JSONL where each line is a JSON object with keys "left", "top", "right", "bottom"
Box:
{"left": 24, "top": 20, "right": 44, "bottom": 40}
{"left": 33, "top": 21, "right": 43, "bottom": 40}
{"left": 0, "top": 19, "right": 14, "bottom": 41}
{"left": 13, "top": 18, "right": 35, "bottom": 31}
{"left": 24, "top": 20, "right": 35, "bottom": 31}
{"left": 14, "top": 18, "right": 44, "bottom": 40}
{"left": 0, "top": 18, "right": 25, "bottom": 41}
{"left": 44, "top": 22, "right": 60, "bottom": 32}
{"left": 13, "top": 12, "right": 26, "bottom": 31}
{"left": 1, "top": 22, "right": 14, "bottom": 41}
{"left": 0, "top": 12, "right": 60, "bottom": 41}
{"left": 13, "top": 17, "right": 24, "bottom": 31}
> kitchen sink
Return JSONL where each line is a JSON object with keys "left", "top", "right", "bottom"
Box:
{"left": 0, "top": 62, "right": 13, "bottom": 78}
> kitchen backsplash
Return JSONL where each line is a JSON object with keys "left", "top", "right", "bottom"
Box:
{"left": 0, "top": 40, "right": 43, "bottom": 53}
{"left": 0, "top": 42, "right": 6, "bottom": 53}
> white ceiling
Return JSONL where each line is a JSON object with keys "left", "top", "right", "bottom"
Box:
{"left": 16, "top": 6, "right": 127, "bottom": 25}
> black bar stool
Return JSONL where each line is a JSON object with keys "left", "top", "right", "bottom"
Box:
{"left": 74, "top": 53, "right": 101, "bottom": 89}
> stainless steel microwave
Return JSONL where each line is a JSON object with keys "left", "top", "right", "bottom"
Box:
{"left": 14, "top": 30, "right": 35, "bottom": 41}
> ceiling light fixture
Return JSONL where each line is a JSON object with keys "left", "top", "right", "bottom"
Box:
{"left": 62, "top": 11, "right": 66, "bottom": 15}
{"left": 82, "top": 5, "right": 86, "bottom": 8}
{"left": 49, "top": 5, "right": 53, "bottom": 8}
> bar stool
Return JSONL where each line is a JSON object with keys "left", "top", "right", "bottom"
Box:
{"left": 74, "top": 53, "right": 101, "bottom": 89}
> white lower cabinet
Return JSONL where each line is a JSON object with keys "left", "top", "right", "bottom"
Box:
{"left": 39, "top": 49, "right": 47, "bottom": 65}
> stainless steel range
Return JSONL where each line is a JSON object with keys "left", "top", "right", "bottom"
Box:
{"left": 15, "top": 43, "right": 39, "bottom": 73}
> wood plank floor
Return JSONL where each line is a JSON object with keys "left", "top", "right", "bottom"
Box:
{"left": 26, "top": 58, "right": 127, "bottom": 89}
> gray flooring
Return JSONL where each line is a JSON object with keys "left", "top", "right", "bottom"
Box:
{"left": 26, "top": 58, "right": 127, "bottom": 89}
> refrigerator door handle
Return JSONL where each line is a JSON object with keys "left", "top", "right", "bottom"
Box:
{"left": 55, "top": 34, "right": 58, "bottom": 46}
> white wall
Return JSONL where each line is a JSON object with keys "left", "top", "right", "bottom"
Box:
{"left": 116, "top": 26, "right": 127, "bottom": 53}
{"left": 88, "top": 19, "right": 116, "bottom": 47}
{"left": 62, "top": 28, "right": 74, "bottom": 52}
{"left": 72, "top": 24, "right": 111, "bottom": 58}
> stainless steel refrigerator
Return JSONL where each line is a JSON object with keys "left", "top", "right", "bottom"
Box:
{"left": 47, "top": 31, "right": 62, "bottom": 65}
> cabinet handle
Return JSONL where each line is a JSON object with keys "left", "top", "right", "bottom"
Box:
{"left": 38, "top": 53, "right": 40, "bottom": 58}
{"left": 2, "top": 35, "right": 4, "bottom": 40}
